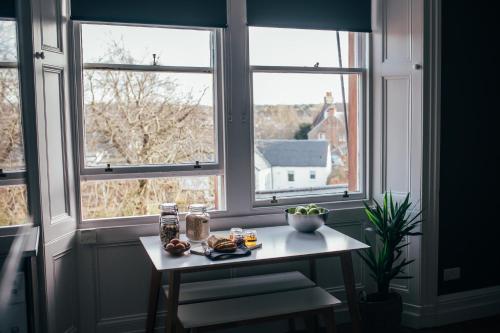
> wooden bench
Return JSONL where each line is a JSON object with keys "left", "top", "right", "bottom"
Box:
{"left": 176, "top": 287, "right": 340, "bottom": 332}
{"left": 162, "top": 271, "right": 315, "bottom": 305}
{"left": 162, "top": 271, "right": 318, "bottom": 331}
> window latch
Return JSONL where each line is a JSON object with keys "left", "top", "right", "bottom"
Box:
{"left": 343, "top": 190, "right": 349, "bottom": 198}
{"left": 0, "top": 169, "right": 6, "bottom": 178}
{"left": 194, "top": 161, "right": 202, "bottom": 169}
{"left": 104, "top": 164, "right": 113, "bottom": 172}
{"left": 270, "top": 196, "right": 278, "bottom": 204}
{"left": 314, "top": 62, "right": 320, "bottom": 68}
{"left": 153, "top": 54, "right": 158, "bottom": 66}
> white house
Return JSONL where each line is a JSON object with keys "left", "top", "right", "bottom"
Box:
{"left": 254, "top": 140, "right": 332, "bottom": 192}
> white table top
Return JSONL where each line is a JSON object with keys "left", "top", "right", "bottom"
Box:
{"left": 140, "top": 225, "right": 369, "bottom": 272}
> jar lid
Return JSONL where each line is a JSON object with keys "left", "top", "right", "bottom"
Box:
{"left": 188, "top": 204, "right": 207, "bottom": 213}
{"left": 160, "top": 215, "right": 179, "bottom": 224}
{"left": 159, "top": 202, "right": 178, "bottom": 212}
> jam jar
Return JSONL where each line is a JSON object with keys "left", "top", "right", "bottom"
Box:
{"left": 159, "top": 203, "right": 179, "bottom": 250}
{"left": 185, "top": 204, "right": 210, "bottom": 242}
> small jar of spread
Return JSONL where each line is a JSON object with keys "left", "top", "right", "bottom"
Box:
{"left": 229, "top": 228, "right": 244, "bottom": 246}
{"left": 244, "top": 229, "right": 257, "bottom": 247}
{"left": 185, "top": 204, "right": 210, "bottom": 242}
{"left": 159, "top": 203, "right": 179, "bottom": 250}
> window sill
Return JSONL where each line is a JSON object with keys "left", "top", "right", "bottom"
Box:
{"left": 0, "top": 223, "right": 33, "bottom": 237}
{"left": 78, "top": 199, "right": 367, "bottom": 235}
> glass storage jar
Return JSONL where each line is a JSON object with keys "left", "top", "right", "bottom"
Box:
{"left": 185, "top": 204, "right": 210, "bottom": 242}
{"left": 159, "top": 203, "right": 179, "bottom": 250}
{"left": 229, "top": 228, "right": 244, "bottom": 246}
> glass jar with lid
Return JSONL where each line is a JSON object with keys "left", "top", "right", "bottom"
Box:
{"left": 229, "top": 228, "right": 244, "bottom": 246}
{"left": 185, "top": 204, "right": 210, "bottom": 242}
{"left": 159, "top": 203, "right": 179, "bottom": 250}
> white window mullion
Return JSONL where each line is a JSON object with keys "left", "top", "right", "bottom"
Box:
{"left": 250, "top": 65, "right": 364, "bottom": 75}
{"left": 0, "top": 171, "right": 27, "bottom": 186}
{"left": 0, "top": 62, "right": 17, "bottom": 69}
{"left": 222, "top": 0, "right": 254, "bottom": 216}
{"left": 80, "top": 165, "right": 223, "bottom": 181}
{"left": 83, "top": 63, "right": 213, "bottom": 74}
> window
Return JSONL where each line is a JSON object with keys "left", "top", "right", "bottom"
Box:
{"left": 250, "top": 27, "right": 365, "bottom": 204}
{"left": 0, "top": 20, "right": 28, "bottom": 227}
{"left": 287, "top": 171, "right": 295, "bottom": 182}
{"left": 76, "top": 23, "right": 224, "bottom": 220}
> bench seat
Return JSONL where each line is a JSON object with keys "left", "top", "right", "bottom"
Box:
{"left": 177, "top": 287, "right": 340, "bottom": 330}
{"left": 162, "top": 271, "right": 315, "bottom": 305}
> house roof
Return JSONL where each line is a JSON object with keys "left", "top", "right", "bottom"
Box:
{"left": 255, "top": 140, "right": 329, "bottom": 167}
{"left": 311, "top": 102, "right": 346, "bottom": 127}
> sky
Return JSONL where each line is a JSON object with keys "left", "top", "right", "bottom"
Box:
{"left": 82, "top": 25, "right": 359, "bottom": 107}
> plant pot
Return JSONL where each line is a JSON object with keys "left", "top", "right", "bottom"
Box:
{"left": 359, "top": 292, "right": 402, "bottom": 333}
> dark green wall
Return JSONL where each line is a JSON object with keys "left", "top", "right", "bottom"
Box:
{"left": 438, "top": 1, "right": 500, "bottom": 295}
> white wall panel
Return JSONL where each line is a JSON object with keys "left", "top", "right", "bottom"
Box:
{"left": 383, "top": 76, "right": 411, "bottom": 195}
{"left": 95, "top": 243, "right": 150, "bottom": 320}
{"left": 384, "top": 0, "right": 412, "bottom": 62}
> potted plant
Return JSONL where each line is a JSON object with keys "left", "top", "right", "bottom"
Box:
{"left": 358, "top": 192, "right": 422, "bottom": 333}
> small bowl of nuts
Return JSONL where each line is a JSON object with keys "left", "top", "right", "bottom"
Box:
{"left": 164, "top": 238, "right": 191, "bottom": 256}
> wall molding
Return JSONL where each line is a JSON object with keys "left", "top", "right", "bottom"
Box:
{"left": 435, "top": 286, "right": 500, "bottom": 326}
{"left": 401, "top": 286, "right": 500, "bottom": 329}
{"left": 96, "top": 312, "right": 166, "bottom": 333}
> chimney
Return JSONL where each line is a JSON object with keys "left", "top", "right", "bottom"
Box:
{"left": 324, "top": 91, "right": 333, "bottom": 105}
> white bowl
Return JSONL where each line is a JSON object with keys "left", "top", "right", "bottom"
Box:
{"left": 285, "top": 208, "right": 329, "bottom": 233}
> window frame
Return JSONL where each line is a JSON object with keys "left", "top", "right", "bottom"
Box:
{"left": 248, "top": 29, "right": 369, "bottom": 208}
{"left": 73, "top": 22, "right": 225, "bottom": 181}
{"left": 72, "top": 22, "right": 226, "bottom": 222}
{"left": 69, "top": 1, "right": 370, "bottom": 227}
{"left": 0, "top": 18, "right": 30, "bottom": 230}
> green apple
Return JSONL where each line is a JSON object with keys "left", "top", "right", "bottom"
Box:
{"left": 307, "top": 208, "right": 320, "bottom": 215}
{"left": 295, "top": 206, "right": 308, "bottom": 215}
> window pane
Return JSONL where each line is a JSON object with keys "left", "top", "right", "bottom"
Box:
{"left": 1, "top": 22, "right": 24, "bottom": 172}
{"left": 0, "top": 68, "right": 24, "bottom": 171}
{"left": 253, "top": 73, "right": 360, "bottom": 201}
{"left": 82, "top": 24, "right": 212, "bottom": 67}
{"left": 249, "top": 27, "right": 355, "bottom": 68}
{"left": 81, "top": 176, "right": 222, "bottom": 220}
{"left": 0, "top": 185, "right": 29, "bottom": 226}
{"left": 83, "top": 70, "right": 215, "bottom": 167}
{"left": 0, "top": 20, "right": 18, "bottom": 62}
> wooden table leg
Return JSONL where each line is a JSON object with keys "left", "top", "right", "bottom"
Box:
{"left": 309, "top": 258, "right": 317, "bottom": 283}
{"left": 324, "top": 307, "right": 337, "bottom": 333}
{"left": 165, "top": 271, "right": 181, "bottom": 333}
{"left": 340, "top": 252, "right": 361, "bottom": 333}
{"left": 308, "top": 258, "right": 320, "bottom": 331}
{"left": 146, "top": 266, "right": 162, "bottom": 333}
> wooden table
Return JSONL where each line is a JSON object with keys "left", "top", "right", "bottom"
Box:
{"left": 140, "top": 225, "right": 368, "bottom": 333}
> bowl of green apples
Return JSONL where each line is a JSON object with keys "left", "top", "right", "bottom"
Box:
{"left": 285, "top": 204, "right": 329, "bottom": 233}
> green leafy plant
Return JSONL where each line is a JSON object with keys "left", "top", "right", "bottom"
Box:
{"left": 359, "top": 192, "right": 422, "bottom": 299}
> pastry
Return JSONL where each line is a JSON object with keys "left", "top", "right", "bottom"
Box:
{"left": 207, "top": 235, "right": 237, "bottom": 252}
